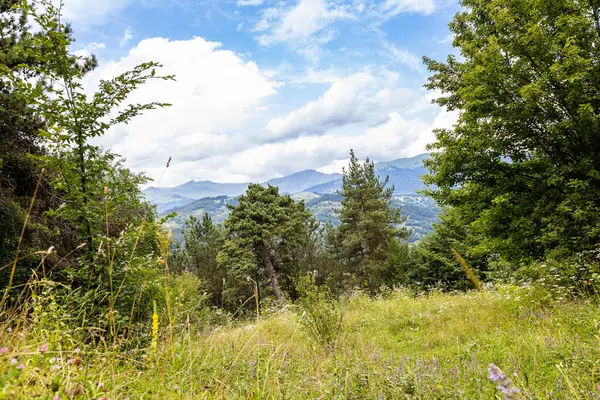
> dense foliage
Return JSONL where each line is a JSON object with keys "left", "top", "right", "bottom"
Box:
{"left": 423, "top": 0, "right": 600, "bottom": 267}
{"left": 217, "top": 184, "right": 313, "bottom": 308}
{"left": 0, "top": 0, "right": 62, "bottom": 292}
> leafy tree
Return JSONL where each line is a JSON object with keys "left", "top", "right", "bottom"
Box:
{"left": 408, "top": 207, "right": 489, "bottom": 291}
{"left": 423, "top": 0, "right": 600, "bottom": 263}
{"left": 182, "top": 213, "right": 225, "bottom": 307}
{"left": 11, "top": 0, "right": 174, "bottom": 250}
{"left": 0, "top": 0, "right": 174, "bottom": 338}
{"left": 217, "top": 184, "right": 311, "bottom": 307}
{"left": 337, "top": 150, "right": 410, "bottom": 292}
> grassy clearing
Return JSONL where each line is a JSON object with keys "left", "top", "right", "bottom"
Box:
{"left": 1, "top": 289, "right": 599, "bottom": 399}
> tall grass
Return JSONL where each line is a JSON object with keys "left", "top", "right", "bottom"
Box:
{"left": 1, "top": 289, "right": 599, "bottom": 398}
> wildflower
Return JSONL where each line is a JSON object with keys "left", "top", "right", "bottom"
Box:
{"left": 0, "top": 347, "right": 8, "bottom": 355}
{"left": 488, "top": 364, "right": 506, "bottom": 382}
{"left": 10, "top": 358, "right": 17, "bottom": 365}
{"left": 6, "top": 327, "right": 12, "bottom": 333}
{"left": 16, "top": 363, "right": 24, "bottom": 370}
{"left": 55, "top": 396, "right": 61, "bottom": 400}
{"left": 39, "top": 344, "right": 48, "bottom": 353}
{"left": 98, "top": 382, "right": 105, "bottom": 389}
{"left": 151, "top": 301, "right": 159, "bottom": 350}
{"left": 488, "top": 364, "right": 520, "bottom": 399}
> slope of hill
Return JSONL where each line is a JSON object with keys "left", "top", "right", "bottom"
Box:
{"left": 145, "top": 170, "right": 342, "bottom": 207}
{"left": 144, "top": 154, "right": 431, "bottom": 209}
{"left": 265, "top": 170, "right": 341, "bottom": 194}
{"left": 375, "top": 152, "right": 430, "bottom": 169}
{"left": 165, "top": 193, "right": 439, "bottom": 243}
{"left": 144, "top": 180, "right": 248, "bottom": 204}
{"left": 149, "top": 153, "right": 437, "bottom": 242}
{"left": 304, "top": 166, "right": 428, "bottom": 196}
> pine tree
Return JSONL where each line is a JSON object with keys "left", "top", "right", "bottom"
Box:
{"left": 183, "top": 213, "right": 225, "bottom": 306}
{"left": 218, "top": 184, "right": 311, "bottom": 307}
{"left": 337, "top": 150, "right": 410, "bottom": 291}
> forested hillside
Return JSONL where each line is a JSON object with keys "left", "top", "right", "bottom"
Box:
{"left": 1, "top": 0, "right": 599, "bottom": 398}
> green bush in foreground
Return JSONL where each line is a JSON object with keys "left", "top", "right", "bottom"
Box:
{"left": 1, "top": 289, "right": 599, "bottom": 399}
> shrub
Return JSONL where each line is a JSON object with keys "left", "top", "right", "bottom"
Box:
{"left": 521, "top": 248, "right": 600, "bottom": 297}
{"left": 295, "top": 274, "right": 344, "bottom": 349}
{"left": 169, "top": 273, "right": 217, "bottom": 332}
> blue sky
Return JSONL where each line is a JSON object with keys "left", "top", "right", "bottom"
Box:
{"left": 64, "top": 0, "right": 461, "bottom": 186}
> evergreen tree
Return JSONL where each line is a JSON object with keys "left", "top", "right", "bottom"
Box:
{"left": 218, "top": 184, "right": 311, "bottom": 307}
{"left": 337, "top": 150, "right": 410, "bottom": 291}
{"left": 423, "top": 0, "right": 600, "bottom": 262}
{"left": 0, "top": 0, "right": 61, "bottom": 288}
{"left": 183, "top": 213, "right": 225, "bottom": 306}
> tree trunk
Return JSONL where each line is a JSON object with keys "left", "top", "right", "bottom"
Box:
{"left": 263, "top": 249, "right": 285, "bottom": 306}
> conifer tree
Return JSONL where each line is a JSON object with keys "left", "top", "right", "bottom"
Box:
{"left": 218, "top": 184, "right": 311, "bottom": 307}
{"left": 183, "top": 213, "right": 225, "bottom": 306}
{"left": 337, "top": 150, "right": 410, "bottom": 291}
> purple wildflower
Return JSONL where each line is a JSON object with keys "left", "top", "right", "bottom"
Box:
{"left": 10, "top": 358, "right": 17, "bottom": 365}
{"left": 488, "top": 364, "right": 506, "bottom": 382}
{"left": 0, "top": 347, "right": 8, "bottom": 355}
{"left": 488, "top": 364, "right": 520, "bottom": 399}
{"left": 16, "top": 363, "right": 24, "bottom": 370}
{"left": 39, "top": 344, "right": 48, "bottom": 353}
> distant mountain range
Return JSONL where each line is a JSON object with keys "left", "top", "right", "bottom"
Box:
{"left": 145, "top": 153, "right": 439, "bottom": 242}
{"left": 162, "top": 193, "right": 440, "bottom": 244}
{"left": 144, "top": 153, "right": 431, "bottom": 212}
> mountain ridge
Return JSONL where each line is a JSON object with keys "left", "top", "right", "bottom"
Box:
{"left": 143, "top": 153, "right": 430, "bottom": 205}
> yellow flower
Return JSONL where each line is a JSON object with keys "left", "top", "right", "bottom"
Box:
{"left": 151, "top": 301, "right": 159, "bottom": 350}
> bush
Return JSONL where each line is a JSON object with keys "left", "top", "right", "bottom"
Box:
{"left": 511, "top": 247, "right": 600, "bottom": 304}
{"left": 169, "top": 273, "right": 218, "bottom": 332}
{"left": 295, "top": 275, "right": 344, "bottom": 349}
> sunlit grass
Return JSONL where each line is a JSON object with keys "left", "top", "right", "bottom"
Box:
{"left": 1, "top": 289, "right": 599, "bottom": 399}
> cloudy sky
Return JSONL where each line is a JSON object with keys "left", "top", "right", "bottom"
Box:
{"left": 66, "top": 0, "right": 460, "bottom": 187}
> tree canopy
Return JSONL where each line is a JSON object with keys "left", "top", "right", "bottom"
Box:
{"left": 423, "top": 0, "right": 600, "bottom": 263}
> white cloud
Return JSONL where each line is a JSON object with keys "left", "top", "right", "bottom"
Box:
{"left": 129, "top": 66, "right": 454, "bottom": 185}
{"left": 85, "top": 37, "right": 278, "bottom": 185}
{"left": 254, "top": 0, "right": 355, "bottom": 60}
{"left": 120, "top": 28, "right": 133, "bottom": 47}
{"left": 265, "top": 72, "right": 375, "bottom": 139}
{"left": 74, "top": 42, "right": 106, "bottom": 58}
{"left": 237, "top": 0, "right": 264, "bottom": 5}
{"left": 380, "top": 0, "right": 436, "bottom": 18}
{"left": 386, "top": 44, "right": 423, "bottom": 73}
{"left": 80, "top": 37, "right": 453, "bottom": 186}
{"left": 251, "top": 0, "right": 437, "bottom": 61}
{"left": 263, "top": 69, "right": 426, "bottom": 141}
{"left": 197, "top": 108, "right": 451, "bottom": 182}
